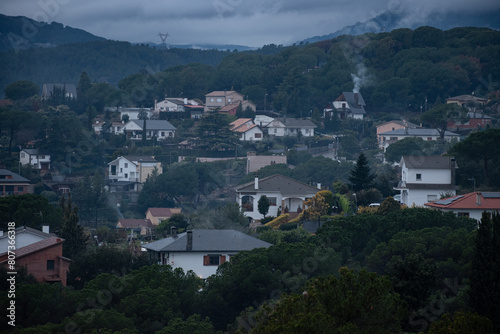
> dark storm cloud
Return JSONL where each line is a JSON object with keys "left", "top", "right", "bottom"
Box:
{"left": 1, "top": 0, "right": 499, "bottom": 47}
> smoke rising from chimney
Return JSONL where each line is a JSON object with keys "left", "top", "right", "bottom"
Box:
{"left": 351, "top": 62, "right": 368, "bottom": 93}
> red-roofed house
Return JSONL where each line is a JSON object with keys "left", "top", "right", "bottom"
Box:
{"left": 0, "top": 236, "right": 71, "bottom": 286}
{"left": 116, "top": 219, "right": 153, "bottom": 235}
{"left": 146, "top": 208, "right": 182, "bottom": 226}
{"left": 230, "top": 118, "right": 263, "bottom": 141}
{"left": 425, "top": 192, "right": 500, "bottom": 221}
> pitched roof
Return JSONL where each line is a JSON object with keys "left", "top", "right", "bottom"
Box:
{"left": 273, "top": 118, "right": 317, "bottom": 128}
{"left": 336, "top": 92, "right": 366, "bottom": 114}
{"left": 21, "top": 148, "right": 50, "bottom": 156}
{"left": 147, "top": 207, "right": 182, "bottom": 217}
{"left": 143, "top": 229, "right": 271, "bottom": 253}
{"left": 445, "top": 95, "right": 487, "bottom": 104}
{"left": 377, "top": 120, "right": 419, "bottom": 129}
{"left": 1, "top": 236, "right": 64, "bottom": 260}
{"left": 233, "top": 124, "right": 260, "bottom": 133}
{"left": 205, "top": 90, "right": 242, "bottom": 97}
{"left": 117, "top": 219, "right": 152, "bottom": 228}
{"left": 235, "top": 174, "right": 319, "bottom": 197}
{"left": 425, "top": 192, "right": 500, "bottom": 210}
{"left": 402, "top": 155, "right": 456, "bottom": 169}
{"left": 0, "top": 169, "right": 30, "bottom": 183}
{"left": 230, "top": 118, "right": 253, "bottom": 130}
{"left": 123, "top": 155, "right": 158, "bottom": 163}
{"left": 219, "top": 104, "right": 239, "bottom": 112}
{"left": 379, "top": 128, "right": 459, "bottom": 137}
{"left": 130, "top": 120, "right": 176, "bottom": 131}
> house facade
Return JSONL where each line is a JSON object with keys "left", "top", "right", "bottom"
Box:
{"left": 0, "top": 169, "right": 32, "bottom": 197}
{"left": 376, "top": 121, "right": 418, "bottom": 148}
{"left": 107, "top": 156, "right": 162, "bottom": 192}
{"left": 143, "top": 229, "right": 271, "bottom": 278}
{"left": 235, "top": 174, "right": 320, "bottom": 221}
{"left": 425, "top": 192, "right": 500, "bottom": 221}
{"left": 395, "top": 156, "right": 458, "bottom": 207}
{"left": 123, "top": 120, "right": 176, "bottom": 141}
{"left": 146, "top": 207, "right": 182, "bottom": 226}
{"left": 204, "top": 91, "right": 244, "bottom": 112}
{"left": 20, "top": 149, "right": 51, "bottom": 171}
{"left": 230, "top": 118, "right": 263, "bottom": 141}
{"left": 332, "top": 92, "right": 366, "bottom": 120}
{"left": 266, "top": 118, "right": 317, "bottom": 137}
{"left": 378, "top": 128, "right": 460, "bottom": 151}
{"left": 246, "top": 152, "right": 287, "bottom": 174}
{"left": 0, "top": 236, "right": 71, "bottom": 286}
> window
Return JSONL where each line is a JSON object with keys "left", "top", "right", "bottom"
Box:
{"left": 21, "top": 153, "right": 25, "bottom": 158}
{"left": 458, "top": 212, "right": 470, "bottom": 217}
{"left": 274, "top": 129, "right": 277, "bottom": 134}
{"left": 124, "top": 163, "right": 128, "bottom": 168}
{"left": 416, "top": 174, "right": 422, "bottom": 181}
{"left": 268, "top": 197, "right": 277, "bottom": 206}
{"left": 242, "top": 195, "right": 254, "bottom": 212}
{"left": 47, "top": 260, "right": 55, "bottom": 270}
{"left": 216, "top": 98, "right": 222, "bottom": 102}
{"left": 254, "top": 133, "right": 262, "bottom": 138}
{"left": 228, "top": 98, "right": 232, "bottom": 103}
{"left": 427, "top": 137, "right": 432, "bottom": 141}
{"left": 390, "top": 136, "right": 397, "bottom": 141}
{"left": 161, "top": 131, "right": 165, "bottom": 137}
{"left": 210, "top": 98, "right": 214, "bottom": 102}
{"left": 17, "top": 186, "right": 23, "bottom": 192}
{"left": 203, "top": 255, "right": 225, "bottom": 266}
{"left": 124, "top": 173, "right": 128, "bottom": 178}
{"left": 427, "top": 195, "right": 438, "bottom": 202}
{"left": 111, "top": 165, "right": 117, "bottom": 175}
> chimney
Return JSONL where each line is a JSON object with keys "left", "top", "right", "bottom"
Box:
{"left": 354, "top": 93, "right": 359, "bottom": 107}
{"left": 154, "top": 99, "right": 157, "bottom": 111}
{"left": 184, "top": 98, "right": 188, "bottom": 105}
{"left": 42, "top": 226, "right": 50, "bottom": 234}
{"left": 317, "top": 183, "right": 321, "bottom": 190}
{"left": 254, "top": 175, "right": 259, "bottom": 190}
{"left": 476, "top": 192, "right": 481, "bottom": 206}
{"left": 186, "top": 230, "right": 193, "bottom": 251}
{"left": 171, "top": 226, "right": 177, "bottom": 238}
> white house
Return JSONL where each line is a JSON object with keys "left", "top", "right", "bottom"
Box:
{"left": 230, "top": 118, "right": 263, "bottom": 141}
{"left": 107, "top": 156, "right": 162, "bottom": 192}
{"left": 378, "top": 128, "right": 460, "bottom": 151}
{"left": 119, "top": 108, "right": 154, "bottom": 121}
{"left": 266, "top": 118, "right": 317, "bottom": 137}
{"left": 331, "top": 92, "right": 366, "bottom": 120}
{"left": 142, "top": 229, "right": 272, "bottom": 278}
{"left": 394, "top": 155, "right": 458, "bottom": 207}
{"left": 20, "top": 149, "right": 50, "bottom": 171}
{"left": 235, "top": 174, "right": 320, "bottom": 221}
{"left": 123, "top": 120, "right": 176, "bottom": 141}
{"left": 254, "top": 115, "right": 274, "bottom": 127}
{"left": 425, "top": 192, "right": 500, "bottom": 221}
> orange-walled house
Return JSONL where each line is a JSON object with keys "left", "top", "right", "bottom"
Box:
{"left": 0, "top": 236, "right": 71, "bottom": 286}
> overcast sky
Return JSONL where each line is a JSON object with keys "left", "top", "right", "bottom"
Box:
{"left": 1, "top": 0, "right": 499, "bottom": 47}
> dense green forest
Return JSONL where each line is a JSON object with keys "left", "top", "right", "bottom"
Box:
{"left": 1, "top": 205, "right": 498, "bottom": 333}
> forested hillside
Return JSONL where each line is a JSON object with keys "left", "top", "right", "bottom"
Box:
{"left": 114, "top": 26, "right": 500, "bottom": 115}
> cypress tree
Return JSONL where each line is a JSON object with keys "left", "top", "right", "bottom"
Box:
{"left": 348, "top": 153, "right": 376, "bottom": 191}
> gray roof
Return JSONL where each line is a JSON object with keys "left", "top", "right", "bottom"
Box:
{"left": 21, "top": 148, "right": 50, "bottom": 155}
{"left": 337, "top": 92, "right": 366, "bottom": 115}
{"left": 402, "top": 155, "right": 456, "bottom": 169}
{"left": 380, "top": 128, "right": 459, "bottom": 137}
{"left": 131, "top": 120, "right": 176, "bottom": 131}
{"left": 123, "top": 155, "right": 158, "bottom": 163}
{"left": 274, "top": 118, "right": 317, "bottom": 128}
{"left": 143, "top": 229, "right": 271, "bottom": 253}
{"left": 0, "top": 169, "right": 30, "bottom": 183}
{"left": 235, "top": 174, "right": 319, "bottom": 197}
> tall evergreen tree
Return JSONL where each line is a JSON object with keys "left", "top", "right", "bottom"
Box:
{"left": 469, "top": 212, "right": 500, "bottom": 332}
{"left": 258, "top": 195, "right": 270, "bottom": 218}
{"left": 348, "top": 153, "right": 376, "bottom": 191}
{"left": 59, "top": 196, "right": 88, "bottom": 258}
{"left": 76, "top": 71, "right": 92, "bottom": 114}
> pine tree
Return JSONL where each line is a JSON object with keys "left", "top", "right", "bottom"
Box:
{"left": 469, "top": 212, "right": 500, "bottom": 331}
{"left": 59, "top": 196, "right": 88, "bottom": 258}
{"left": 348, "top": 153, "right": 376, "bottom": 191}
{"left": 258, "top": 195, "right": 270, "bottom": 218}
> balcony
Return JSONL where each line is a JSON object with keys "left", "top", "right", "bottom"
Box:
{"left": 394, "top": 181, "right": 407, "bottom": 190}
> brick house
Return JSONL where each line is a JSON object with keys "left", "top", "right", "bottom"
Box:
{"left": 0, "top": 169, "right": 33, "bottom": 197}
{"left": 0, "top": 236, "right": 71, "bottom": 286}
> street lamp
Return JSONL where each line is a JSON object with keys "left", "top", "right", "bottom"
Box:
{"left": 352, "top": 193, "right": 357, "bottom": 215}
{"left": 264, "top": 93, "right": 267, "bottom": 112}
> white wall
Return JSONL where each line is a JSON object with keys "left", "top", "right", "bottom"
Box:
{"left": 404, "top": 188, "right": 456, "bottom": 207}
{"left": 163, "top": 251, "right": 236, "bottom": 279}
{"left": 403, "top": 167, "right": 452, "bottom": 184}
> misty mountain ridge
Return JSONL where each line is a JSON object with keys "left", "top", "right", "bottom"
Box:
{"left": 0, "top": 13, "right": 105, "bottom": 52}
{"left": 299, "top": 8, "right": 500, "bottom": 44}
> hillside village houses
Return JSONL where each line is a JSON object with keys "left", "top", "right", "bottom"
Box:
{"left": 266, "top": 118, "right": 317, "bottom": 137}
{"left": 425, "top": 191, "right": 500, "bottom": 221}
{"left": 204, "top": 90, "right": 256, "bottom": 113}
{"left": 378, "top": 127, "right": 460, "bottom": 151}
{"left": 395, "top": 155, "right": 458, "bottom": 207}
{"left": 107, "top": 155, "right": 162, "bottom": 192}
{"left": 235, "top": 174, "right": 320, "bottom": 222}
{"left": 324, "top": 92, "right": 367, "bottom": 120}
{"left": 230, "top": 118, "right": 264, "bottom": 141}
{"left": 122, "top": 120, "right": 176, "bottom": 141}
